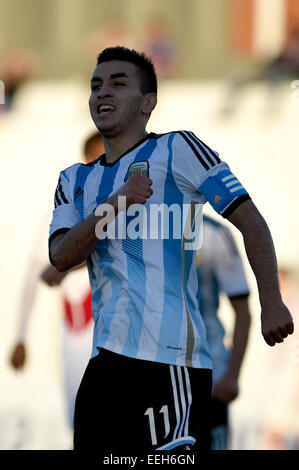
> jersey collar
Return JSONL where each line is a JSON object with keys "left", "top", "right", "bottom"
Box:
{"left": 98, "top": 132, "right": 156, "bottom": 167}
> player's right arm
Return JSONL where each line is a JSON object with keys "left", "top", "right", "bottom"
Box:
{"left": 40, "top": 264, "right": 67, "bottom": 286}
{"left": 49, "top": 172, "right": 153, "bottom": 272}
{"left": 50, "top": 212, "right": 104, "bottom": 272}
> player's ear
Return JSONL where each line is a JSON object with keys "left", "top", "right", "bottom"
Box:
{"left": 141, "top": 93, "right": 157, "bottom": 115}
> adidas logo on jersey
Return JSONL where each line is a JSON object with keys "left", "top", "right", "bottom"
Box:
{"left": 214, "top": 195, "right": 222, "bottom": 204}
{"left": 74, "top": 186, "right": 84, "bottom": 199}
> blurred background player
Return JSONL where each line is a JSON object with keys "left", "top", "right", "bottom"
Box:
{"left": 219, "top": 27, "right": 299, "bottom": 118}
{"left": 141, "top": 14, "right": 179, "bottom": 79}
{"left": 10, "top": 131, "right": 105, "bottom": 432}
{"left": 259, "top": 266, "right": 299, "bottom": 450}
{"left": 196, "top": 215, "right": 251, "bottom": 450}
{"left": 0, "top": 48, "right": 40, "bottom": 113}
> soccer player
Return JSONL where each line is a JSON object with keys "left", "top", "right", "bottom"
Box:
{"left": 196, "top": 215, "right": 251, "bottom": 450}
{"left": 10, "top": 132, "right": 104, "bottom": 432}
{"left": 48, "top": 46, "right": 294, "bottom": 453}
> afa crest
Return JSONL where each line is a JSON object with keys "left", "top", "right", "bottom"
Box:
{"left": 124, "top": 161, "right": 149, "bottom": 182}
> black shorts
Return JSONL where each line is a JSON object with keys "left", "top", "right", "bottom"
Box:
{"left": 73, "top": 348, "right": 212, "bottom": 454}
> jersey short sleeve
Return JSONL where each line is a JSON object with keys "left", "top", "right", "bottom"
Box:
{"left": 213, "top": 225, "right": 250, "bottom": 297}
{"left": 49, "top": 166, "right": 81, "bottom": 247}
{"left": 172, "top": 131, "right": 250, "bottom": 217}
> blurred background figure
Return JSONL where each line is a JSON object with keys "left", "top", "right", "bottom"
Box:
{"left": 10, "top": 132, "right": 104, "bottom": 439}
{"left": 219, "top": 27, "right": 299, "bottom": 118}
{"left": 266, "top": 28, "right": 299, "bottom": 82}
{"left": 196, "top": 216, "right": 251, "bottom": 450}
{"left": 259, "top": 267, "right": 299, "bottom": 450}
{"left": 84, "top": 19, "right": 133, "bottom": 61}
{"left": 141, "top": 15, "right": 179, "bottom": 78}
{"left": 219, "top": 0, "right": 299, "bottom": 118}
{"left": 0, "top": 48, "right": 40, "bottom": 113}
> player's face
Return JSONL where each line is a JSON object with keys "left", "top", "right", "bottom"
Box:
{"left": 89, "top": 60, "right": 147, "bottom": 138}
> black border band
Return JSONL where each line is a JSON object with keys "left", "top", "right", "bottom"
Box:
{"left": 222, "top": 194, "right": 251, "bottom": 218}
{"left": 228, "top": 293, "right": 250, "bottom": 300}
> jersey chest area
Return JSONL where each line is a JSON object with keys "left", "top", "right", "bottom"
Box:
{"left": 81, "top": 156, "right": 180, "bottom": 217}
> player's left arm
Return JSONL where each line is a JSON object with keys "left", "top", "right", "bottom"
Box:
{"left": 172, "top": 131, "right": 294, "bottom": 346}
{"left": 212, "top": 295, "right": 251, "bottom": 403}
{"left": 227, "top": 199, "right": 294, "bottom": 346}
{"left": 212, "top": 227, "right": 251, "bottom": 402}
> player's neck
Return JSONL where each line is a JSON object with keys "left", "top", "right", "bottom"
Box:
{"left": 103, "top": 128, "right": 148, "bottom": 163}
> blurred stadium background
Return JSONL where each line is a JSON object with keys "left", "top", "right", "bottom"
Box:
{"left": 0, "top": 0, "right": 299, "bottom": 450}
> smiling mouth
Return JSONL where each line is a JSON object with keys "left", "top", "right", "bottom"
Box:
{"left": 97, "top": 104, "right": 116, "bottom": 116}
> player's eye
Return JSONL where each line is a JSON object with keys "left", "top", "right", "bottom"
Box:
{"left": 113, "top": 82, "right": 125, "bottom": 87}
{"left": 91, "top": 84, "right": 101, "bottom": 91}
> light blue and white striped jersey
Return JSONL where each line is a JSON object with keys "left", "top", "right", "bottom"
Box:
{"left": 196, "top": 216, "right": 250, "bottom": 383}
{"left": 49, "top": 131, "right": 250, "bottom": 369}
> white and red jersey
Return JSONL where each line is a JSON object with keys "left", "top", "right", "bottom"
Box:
{"left": 59, "top": 268, "right": 92, "bottom": 333}
{"left": 15, "top": 212, "right": 93, "bottom": 427}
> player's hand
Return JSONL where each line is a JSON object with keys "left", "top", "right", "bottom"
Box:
{"left": 261, "top": 300, "right": 294, "bottom": 346}
{"left": 112, "top": 174, "right": 153, "bottom": 210}
{"left": 211, "top": 375, "right": 239, "bottom": 404}
{"left": 10, "top": 342, "right": 26, "bottom": 369}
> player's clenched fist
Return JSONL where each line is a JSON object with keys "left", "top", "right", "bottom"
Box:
{"left": 112, "top": 174, "right": 153, "bottom": 211}
{"left": 94, "top": 174, "right": 153, "bottom": 240}
{"left": 261, "top": 301, "right": 294, "bottom": 346}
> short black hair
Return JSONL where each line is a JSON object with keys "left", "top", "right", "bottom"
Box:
{"left": 96, "top": 46, "right": 157, "bottom": 95}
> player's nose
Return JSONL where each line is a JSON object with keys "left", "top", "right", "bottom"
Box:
{"left": 97, "top": 82, "right": 112, "bottom": 98}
